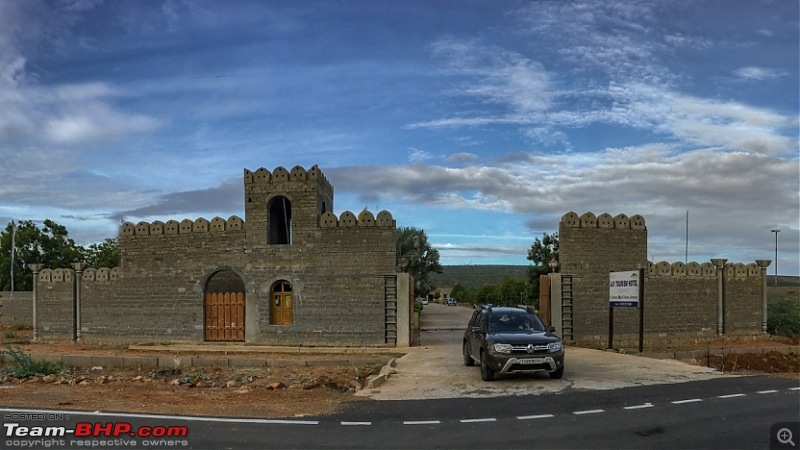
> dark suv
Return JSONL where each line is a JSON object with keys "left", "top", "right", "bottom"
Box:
{"left": 463, "top": 305, "right": 565, "bottom": 381}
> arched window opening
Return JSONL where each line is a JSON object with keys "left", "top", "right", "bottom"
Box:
{"left": 268, "top": 196, "right": 292, "bottom": 244}
{"left": 270, "top": 280, "right": 293, "bottom": 325}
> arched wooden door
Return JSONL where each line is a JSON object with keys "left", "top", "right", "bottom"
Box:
{"left": 270, "top": 280, "right": 293, "bottom": 325}
{"left": 204, "top": 269, "right": 245, "bottom": 341}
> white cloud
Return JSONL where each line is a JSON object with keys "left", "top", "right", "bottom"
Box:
{"left": 408, "top": 148, "right": 433, "bottom": 162}
{"left": 734, "top": 66, "right": 784, "bottom": 81}
{"left": 443, "top": 152, "right": 477, "bottom": 164}
{"left": 43, "top": 102, "right": 159, "bottom": 145}
{"left": 431, "top": 39, "right": 553, "bottom": 114}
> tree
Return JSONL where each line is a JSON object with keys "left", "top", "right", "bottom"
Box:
{"left": 497, "top": 276, "right": 529, "bottom": 306}
{"left": 526, "top": 232, "right": 559, "bottom": 304}
{"left": 82, "top": 238, "right": 120, "bottom": 268}
{"left": 0, "top": 219, "right": 94, "bottom": 291}
{"left": 451, "top": 283, "right": 474, "bottom": 305}
{"left": 396, "top": 226, "right": 443, "bottom": 299}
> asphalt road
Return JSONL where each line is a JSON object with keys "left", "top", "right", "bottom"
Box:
{"left": 2, "top": 303, "right": 798, "bottom": 449}
{"left": 3, "top": 376, "right": 798, "bottom": 449}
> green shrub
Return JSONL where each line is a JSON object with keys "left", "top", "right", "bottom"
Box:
{"left": 767, "top": 298, "right": 800, "bottom": 338}
{"left": 0, "top": 346, "right": 62, "bottom": 378}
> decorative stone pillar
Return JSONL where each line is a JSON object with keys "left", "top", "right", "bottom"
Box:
{"left": 27, "top": 263, "right": 45, "bottom": 342}
{"left": 710, "top": 258, "right": 727, "bottom": 336}
{"left": 755, "top": 260, "right": 771, "bottom": 334}
{"left": 72, "top": 262, "right": 88, "bottom": 341}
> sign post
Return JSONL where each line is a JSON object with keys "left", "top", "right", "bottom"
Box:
{"left": 608, "top": 269, "right": 645, "bottom": 351}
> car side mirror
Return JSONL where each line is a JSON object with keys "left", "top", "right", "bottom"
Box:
{"left": 548, "top": 326, "right": 556, "bottom": 333}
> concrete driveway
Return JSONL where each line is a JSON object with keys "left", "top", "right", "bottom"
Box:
{"left": 357, "top": 302, "right": 730, "bottom": 400}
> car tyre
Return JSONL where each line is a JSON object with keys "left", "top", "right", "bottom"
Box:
{"left": 480, "top": 351, "right": 495, "bottom": 381}
{"left": 463, "top": 342, "right": 474, "bottom": 366}
{"left": 549, "top": 366, "right": 564, "bottom": 379}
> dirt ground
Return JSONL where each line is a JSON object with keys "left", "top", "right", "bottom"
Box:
{"left": 0, "top": 327, "right": 798, "bottom": 419}
{"left": 0, "top": 328, "right": 388, "bottom": 418}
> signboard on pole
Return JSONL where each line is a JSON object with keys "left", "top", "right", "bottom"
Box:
{"left": 609, "top": 270, "right": 640, "bottom": 308}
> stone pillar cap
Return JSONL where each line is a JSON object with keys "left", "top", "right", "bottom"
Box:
{"left": 710, "top": 258, "right": 728, "bottom": 267}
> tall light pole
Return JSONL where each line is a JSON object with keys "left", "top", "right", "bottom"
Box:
{"left": 770, "top": 229, "right": 779, "bottom": 287}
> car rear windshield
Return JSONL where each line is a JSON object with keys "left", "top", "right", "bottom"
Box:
{"left": 488, "top": 313, "right": 545, "bottom": 333}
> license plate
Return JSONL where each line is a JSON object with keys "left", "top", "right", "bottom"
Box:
{"left": 518, "top": 358, "right": 545, "bottom": 364}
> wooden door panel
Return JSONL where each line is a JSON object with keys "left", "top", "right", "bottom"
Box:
{"left": 205, "top": 292, "right": 244, "bottom": 341}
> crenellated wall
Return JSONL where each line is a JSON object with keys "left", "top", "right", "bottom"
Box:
{"left": 559, "top": 211, "right": 648, "bottom": 341}
{"left": 23, "top": 164, "right": 402, "bottom": 347}
{"left": 559, "top": 211, "right": 766, "bottom": 345}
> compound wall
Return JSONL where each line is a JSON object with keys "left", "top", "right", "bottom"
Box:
{"left": 19, "top": 165, "right": 403, "bottom": 347}
{"left": 0, "top": 291, "right": 32, "bottom": 328}
{"left": 559, "top": 211, "right": 766, "bottom": 345}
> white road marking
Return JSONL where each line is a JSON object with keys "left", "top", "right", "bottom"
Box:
{"left": 672, "top": 399, "right": 702, "bottom": 404}
{"left": 624, "top": 403, "right": 654, "bottom": 410}
{"left": 756, "top": 390, "right": 779, "bottom": 394}
{"left": 717, "top": 394, "right": 746, "bottom": 399}
{"left": 517, "top": 414, "right": 555, "bottom": 420}
{"left": 460, "top": 418, "right": 497, "bottom": 423}
{"left": 789, "top": 387, "right": 800, "bottom": 391}
{"left": 0, "top": 407, "right": 319, "bottom": 425}
{"left": 574, "top": 409, "right": 604, "bottom": 415}
{"left": 341, "top": 422, "right": 372, "bottom": 426}
{"left": 404, "top": 420, "right": 441, "bottom": 425}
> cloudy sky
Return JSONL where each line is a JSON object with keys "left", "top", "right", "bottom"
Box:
{"left": 1, "top": 0, "right": 798, "bottom": 275}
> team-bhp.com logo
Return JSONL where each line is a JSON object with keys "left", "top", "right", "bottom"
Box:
{"left": 5, "top": 421, "right": 188, "bottom": 438}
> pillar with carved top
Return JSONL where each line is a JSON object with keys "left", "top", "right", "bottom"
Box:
{"left": 710, "top": 258, "right": 727, "bottom": 336}
{"left": 72, "top": 262, "right": 88, "bottom": 341}
{"left": 755, "top": 260, "right": 771, "bottom": 334}
{"left": 27, "top": 263, "right": 45, "bottom": 342}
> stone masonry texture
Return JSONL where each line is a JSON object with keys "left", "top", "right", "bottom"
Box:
{"left": 559, "top": 211, "right": 766, "bottom": 345}
{"left": 15, "top": 165, "right": 399, "bottom": 347}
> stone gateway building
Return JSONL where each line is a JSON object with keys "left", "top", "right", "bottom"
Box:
{"left": 549, "top": 211, "right": 770, "bottom": 347}
{"left": 14, "top": 165, "right": 413, "bottom": 347}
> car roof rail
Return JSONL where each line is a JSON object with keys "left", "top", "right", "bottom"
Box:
{"left": 516, "top": 304, "right": 535, "bottom": 314}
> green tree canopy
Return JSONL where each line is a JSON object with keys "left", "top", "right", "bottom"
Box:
{"left": 0, "top": 220, "right": 120, "bottom": 291}
{"left": 82, "top": 238, "right": 120, "bottom": 269}
{"left": 526, "top": 232, "right": 559, "bottom": 303}
{"left": 396, "top": 226, "right": 443, "bottom": 298}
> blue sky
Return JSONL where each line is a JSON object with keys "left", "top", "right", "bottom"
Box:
{"left": 1, "top": 0, "right": 798, "bottom": 275}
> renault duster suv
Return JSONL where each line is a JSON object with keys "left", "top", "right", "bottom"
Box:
{"left": 463, "top": 305, "right": 564, "bottom": 381}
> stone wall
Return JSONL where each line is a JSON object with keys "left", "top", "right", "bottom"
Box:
{"left": 0, "top": 291, "right": 32, "bottom": 327}
{"left": 24, "top": 164, "right": 401, "bottom": 347}
{"left": 559, "top": 211, "right": 766, "bottom": 345}
{"left": 35, "top": 270, "right": 75, "bottom": 340}
{"left": 559, "top": 212, "right": 648, "bottom": 340}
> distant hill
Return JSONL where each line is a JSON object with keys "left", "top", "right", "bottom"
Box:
{"left": 432, "top": 267, "right": 799, "bottom": 292}
{"left": 431, "top": 265, "right": 529, "bottom": 290}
